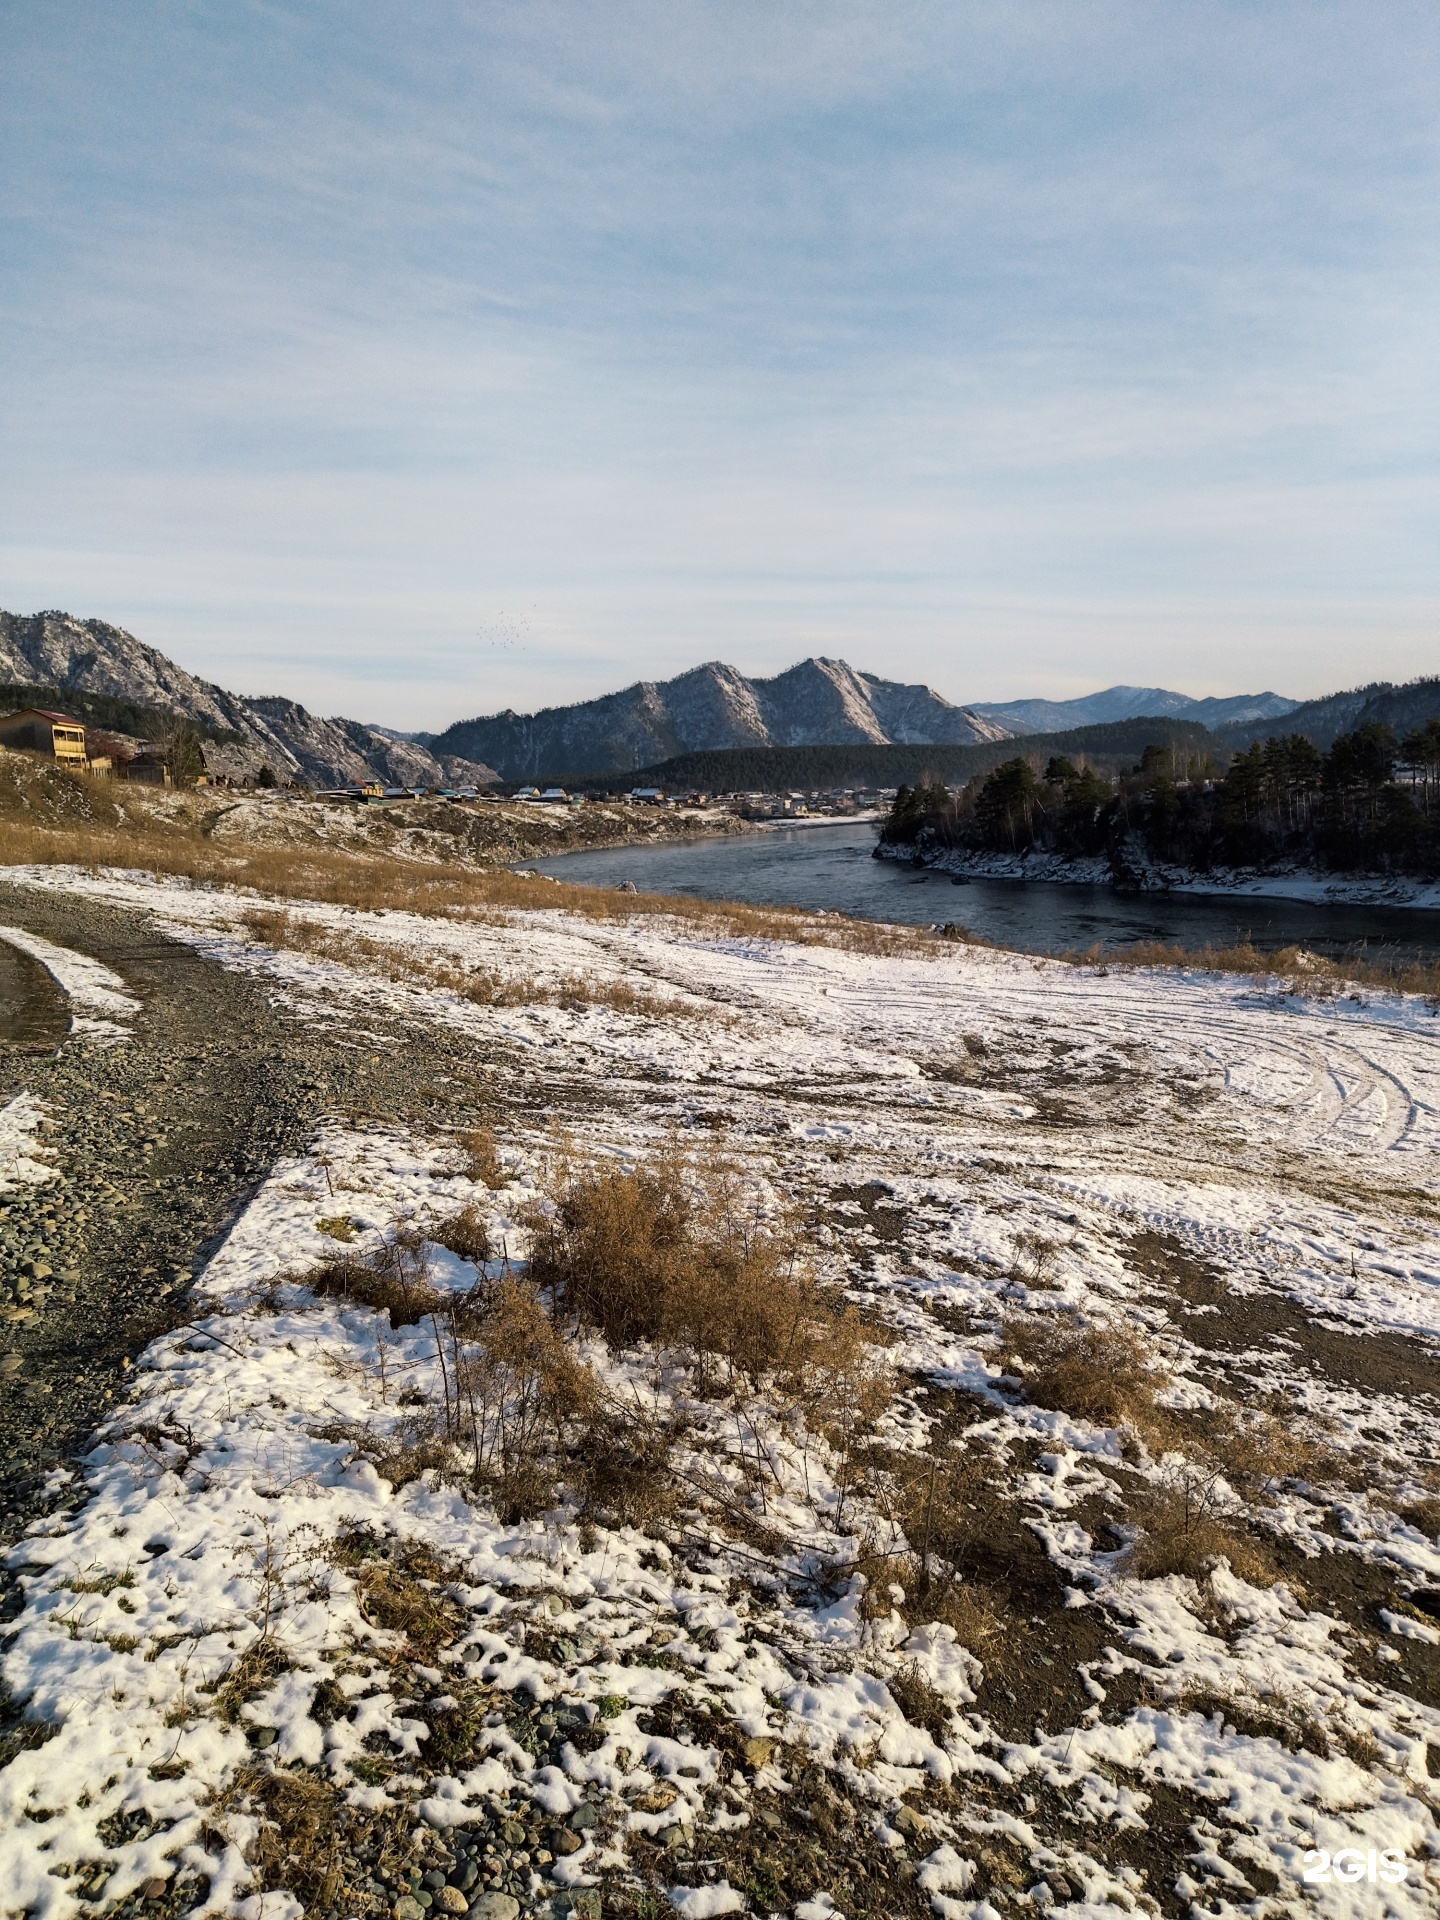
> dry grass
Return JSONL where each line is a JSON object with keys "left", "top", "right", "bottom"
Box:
{"left": 0, "top": 809, "right": 936, "bottom": 957}
{"left": 208, "top": 1764, "right": 417, "bottom": 1918}
{"left": 1063, "top": 937, "right": 1440, "bottom": 1000}
{"left": 430, "top": 1204, "right": 490, "bottom": 1262}
{"left": 1397, "top": 1494, "right": 1440, "bottom": 1540}
{"left": 307, "top": 1247, "right": 445, "bottom": 1329}
{"left": 528, "top": 1153, "right": 882, "bottom": 1398}
{"left": 459, "top": 1124, "right": 505, "bottom": 1188}
{"left": 331, "top": 1530, "right": 466, "bottom": 1655}
{"left": 1002, "top": 1311, "right": 1167, "bottom": 1430}
{"left": 206, "top": 1636, "right": 294, "bottom": 1725}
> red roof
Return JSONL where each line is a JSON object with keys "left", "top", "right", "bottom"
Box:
{"left": 0, "top": 707, "right": 85, "bottom": 727}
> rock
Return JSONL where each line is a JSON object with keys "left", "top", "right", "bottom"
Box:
{"left": 393, "top": 1898, "right": 426, "bottom": 1920}
{"left": 568, "top": 1803, "right": 597, "bottom": 1831}
{"left": 436, "top": 1889, "right": 469, "bottom": 1913}
{"left": 629, "top": 1784, "right": 678, "bottom": 1814}
{"left": 467, "top": 1899, "right": 519, "bottom": 1920}
{"left": 662, "top": 1824, "right": 692, "bottom": 1853}
{"left": 742, "top": 1735, "right": 776, "bottom": 1769}
{"left": 550, "top": 1829, "right": 583, "bottom": 1856}
{"left": 569, "top": 1894, "right": 601, "bottom": 1920}
{"left": 893, "top": 1805, "right": 927, "bottom": 1838}
{"left": 422, "top": 1872, "right": 448, "bottom": 1891}
{"left": 248, "top": 1726, "right": 277, "bottom": 1749}
{"left": 140, "top": 1879, "right": 170, "bottom": 1901}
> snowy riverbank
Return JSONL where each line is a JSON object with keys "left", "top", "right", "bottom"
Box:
{"left": 875, "top": 838, "right": 1440, "bottom": 911}
{"left": 2, "top": 863, "right": 1438, "bottom": 1920}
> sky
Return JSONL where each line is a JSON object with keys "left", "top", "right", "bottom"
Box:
{"left": 2, "top": 2, "right": 1437, "bottom": 729}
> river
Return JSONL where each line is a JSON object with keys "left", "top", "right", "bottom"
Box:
{"left": 527, "top": 821, "right": 1440, "bottom": 961}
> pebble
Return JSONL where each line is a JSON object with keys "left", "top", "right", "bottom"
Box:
{"left": 466, "top": 1899, "right": 519, "bottom": 1920}
{"left": 392, "top": 1898, "right": 425, "bottom": 1920}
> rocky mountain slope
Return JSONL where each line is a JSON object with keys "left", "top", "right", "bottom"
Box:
{"left": 1213, "top": 676, "right": 1440, "bottom": 751}
{"left": 973, "top": 684, "right": 1296, "bottom": 733}
{"left": 432, "top": 657, "right": 1011, "bottom": 783}
{"left": 0, "top": 611, "right": 497, "bottom": 789}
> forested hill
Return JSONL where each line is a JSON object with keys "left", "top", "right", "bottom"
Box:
{"left": 573, "top": 716, "right": 1214, "bottom": 793}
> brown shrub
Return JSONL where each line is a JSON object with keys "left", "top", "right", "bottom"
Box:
{"left": 529, "top": 1154, "right": 870, "bottom": 1394}
{"left": 574, "top": 1408, "right": 681, "bottom": 1531}
{"left": 446, "top": 1276, "right": 599, "bottom": 1520}
{"left": 430, "top": 1204, "right": 490, "bottom": 1263}
{"left": 460, "top": 1124, "right": 505, "bottom": 1188}
{"left": 1124, "top": 1471, "right": 1276, "bottom": 1586}
{"left": 1003, "top": 1311, "right": 1166, "bottom": 1430}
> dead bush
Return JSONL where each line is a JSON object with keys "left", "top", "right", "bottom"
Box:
{"left": 307, "top": 1243, "right": 444, "bottom": 1328}
{"left": 444, "top": 1276, "right": 599, "bottom": 1520}
{"left": 1124, "top": 1469, "right": 1276, "bottom": 1586}
{"left": 367, "top": 1421, "right": 455, "bottom": 1490}
{"left": 430, "top": 1204, "right": 490, "bottom": 1263}
{"left": 574, "top": 1408, "right": 681, "bottom": 1531}
{"left": 1174, "top": 1402, "right": 1335, "bottom": 1496}
{"left": 893, "top": 1448, "right": 1019, "bottom": 1603}
{"left": 461, "top": 1124, "right": 505, "bottom": 1188}
{"left": 529, "top": 1154, "right": 874, "bottom": 1396}
{"left": 1003, "top": 1311, "right": 1166, "bottom": 1431}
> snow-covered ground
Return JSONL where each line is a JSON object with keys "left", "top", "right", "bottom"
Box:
{"left": 2, "top": 865, "right": 1438, "bottom": 1920}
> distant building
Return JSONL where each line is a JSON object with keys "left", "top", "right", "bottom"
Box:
{"left": 0, "top": 707, "right": 90, "bottom": 769}
{"left": 538, "top": 787, "right": 569, "bottom": 802}
{"left": 630, "top": 787, "right": 664, "bottom": 803}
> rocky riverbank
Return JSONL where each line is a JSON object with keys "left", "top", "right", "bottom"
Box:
{"left": 874, "top": 835, "right": 1440, "bottom": 908}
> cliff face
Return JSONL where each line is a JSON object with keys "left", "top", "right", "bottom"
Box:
{"left": 0, "top": 611, "right": 496, "bottom": 789}
{"left": 433, "top": 656, "right": 1008, "bottom": 781}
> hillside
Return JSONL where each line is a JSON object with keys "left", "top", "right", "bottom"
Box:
{"left": 432, "top": 657, "right": 1010, "bottom": 782}
{"left": 974, "top": 684, "right": 1296, "bottom": 733}
{"left": 0, "top": 611, "right": 498, "bottom": 790}
{"left": 1215, "top": 676, "right": 1440, "bottom": 751}
{"left": 581, "top": 715, "right": 1216, "bottom": 794}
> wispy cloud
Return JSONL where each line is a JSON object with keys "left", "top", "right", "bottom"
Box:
{"left": 2, "top": 1, "right": 1437, "bottom": 723}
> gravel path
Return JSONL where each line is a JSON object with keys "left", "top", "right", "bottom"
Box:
{"left": 0, "top": 888, "right": 503, "bottom": 1545}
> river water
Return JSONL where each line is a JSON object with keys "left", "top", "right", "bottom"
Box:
{"left": 528, "top": 822, "right": 1440, "bottom": 961}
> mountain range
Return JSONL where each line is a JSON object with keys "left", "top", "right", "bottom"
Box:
{"left": 8, "top": 605, "right": 1428, "bottom": 792}
{"left": 970, "top": 686, "right": 1296, "bottom": 734}
{"left": 0, "top": 610, "right": 497, "bottom": 789}
{"left": 430, "top": 658, "right": 1012, "bottom": 782}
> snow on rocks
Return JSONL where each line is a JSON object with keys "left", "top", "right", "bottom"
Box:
{"left": 0, "top": 1091, "right": 57, "bottom": 1193}
{"left": 1, "top": 862, "right": 1439, "bottom": 1918}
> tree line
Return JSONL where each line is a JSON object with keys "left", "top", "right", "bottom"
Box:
{"left": 881, "top": 721, "right": 1440, "bottom": 877}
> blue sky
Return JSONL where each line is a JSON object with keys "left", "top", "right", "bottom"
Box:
{"left": 2, "top": 2, "right": 1437, "bottom": 727}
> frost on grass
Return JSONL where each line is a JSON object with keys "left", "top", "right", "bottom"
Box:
{"left": 3, "top": 864, "right": 1440, "bottom": 1920}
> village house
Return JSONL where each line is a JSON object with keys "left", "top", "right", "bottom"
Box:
{"left": 0, "top": 706, "right": 110, "bottom": 774}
